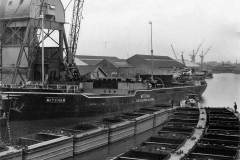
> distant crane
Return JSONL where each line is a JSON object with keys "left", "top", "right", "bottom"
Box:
{"left": 68, "top": 0, "right": 85, "bottom": 64}
{"left": 190, "top": 41, "right": 204, "bottom": 63}
{"left": 170, "top": 44, "right": 178, "bottom": 60}
{"left": 200, "top": 46, "right": 212, "bottom": 70}
{"left": 181, "top": 51, "right": 185, "bottom": 65}
{"left": 170, "top": 44, "right": 185, "bottom": 65}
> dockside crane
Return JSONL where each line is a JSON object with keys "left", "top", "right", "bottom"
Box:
{"left": 200, "top": 46, "right": 212, "bottom": 70}
{"left": 0, "top": 0, "right": 85, "bottom": 84}
{"left": 181, "top": 51, "right": 185, "bottom": 65}
{"left": 170, "top": 44, "right": 178, "bottom": 60}
{"left": 190, "top": 41, "right": 204, "bottom": 63}
{"left": 62, "top": 0, "right": 85, "bottom": 81}
{"left": 68, "top": 0, "right": 85, "bottom": 64}
{"left": 170, "top": 44, "right": 185, "bottom": 65}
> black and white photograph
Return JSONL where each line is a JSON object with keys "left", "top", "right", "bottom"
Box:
{"left": 0, "top": 0, "right": 239, "bottom": 159}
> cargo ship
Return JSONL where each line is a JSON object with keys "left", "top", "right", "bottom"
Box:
{"left": 0, "top": 0, "right": 207, "bottom": 120}
{"left": 1, "top": 78, "right": 207, "bottom": 120}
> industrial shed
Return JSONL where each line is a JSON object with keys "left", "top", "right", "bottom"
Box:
{"left": 75, "top": 55, "right": 134, "bottom": 78}
{"left": 96, "top": 59, "right": 134, "bottom": 78}
{"left": 127, "top": 54, "right": 185, "bottom": 76}
{"left": 77, "top": 66, "right": 107, "bottom": 80}
{"left": 75, "top": 55, "right": 120, "bottom": 66}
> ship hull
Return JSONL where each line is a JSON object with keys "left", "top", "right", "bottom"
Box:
{"left": 2, "top": 84, "right": 207, "bottom": 120}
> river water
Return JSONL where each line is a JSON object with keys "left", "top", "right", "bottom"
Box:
{"left": 201, "top": 73, "right": 240, "bottom": 111}
{"left": 68, "top": 73, "right": 240, "bottom": 160}
{"left": 2, "top": 73, "right": 240, "bottom": 160}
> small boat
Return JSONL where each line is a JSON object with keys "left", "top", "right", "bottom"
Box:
{"left": 181, "top": 94, "right": 200, "bottom": 108}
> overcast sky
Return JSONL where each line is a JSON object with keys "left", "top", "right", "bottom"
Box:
{"left": 62, "top": 0, "right": 240, "bottom": 63}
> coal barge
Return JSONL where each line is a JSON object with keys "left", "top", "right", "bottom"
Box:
{"left": 0, "top": 104, "right": 173, "bottom": 159}
{"left": 184, "top": 108, "right": 240, "bottom": 160}
{"left": 112, "top": 107, "right": 240, "bottom": 160}
{"left": 0, "top": 104, "right": 239, "bottom": 160}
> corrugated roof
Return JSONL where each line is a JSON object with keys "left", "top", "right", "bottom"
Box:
{"left": 78, "top": 59, "right": 101, "bottom": 66}
{"left": 136, "top": 54, "right": 172, "bottom": 60}
{"left": 127, "top": 67, "right": 173, "bottom": 75}
{"left": 94, "top": 59, "right": 133, "bottom": 69}
{"left": 111, "top": 60, "right": 133, "bottom": 68}
{"left": 75, "top": 55, "right": 120, "bottom": 65}
{"left": 128, "top": 54, "right": 185, "bottom": 68}
{"left": 77, "top": 66, "right": 105, "bottom": 75}
{"left": 0, "top": 0, "right": 65, "bottom": 23}
{"left": 75, "top": 58, "right": 88, "bottom": 66}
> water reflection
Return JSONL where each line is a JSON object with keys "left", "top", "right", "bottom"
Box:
{"left": 201, "top": 73, "right": 240, "bottom": 112}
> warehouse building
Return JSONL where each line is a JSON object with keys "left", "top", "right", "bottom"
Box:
{"left": 75, "top": 54, "right": 185, "bottom": 81}
{"left": 75, "top": 55, "right": 134, "bottom": 78}
{"left": 75, "top": 55, "right": 120, "bottom": 66}
{"left": 127, "top": 54, "right": 185, "bottom": 75}
{"left": 77, "top": 66, "right": 107, "bottom": 80}
{"left": 126, "top": 54, "right": 185, "bottom": 84}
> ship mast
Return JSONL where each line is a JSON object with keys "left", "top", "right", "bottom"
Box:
{"left": 200, "top": 46, "right": 212, "bottom": 70}
{"left": 149, "top": 21, "right": 154, "bottom": 81}
{"left": 190, "top": 42, "right": 203, "bottom": 63}
{"left": 40, "top": 0, "right": 45, "bottom": 85}
{"left": 0, "top": 36, "right": 2, "bottom": 82}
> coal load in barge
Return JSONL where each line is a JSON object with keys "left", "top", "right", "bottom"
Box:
{"left": 112, "top": 107, "right": 203, "bottom": 160}
{"left": 112, "top": 107, "right": 240, "bottom": 160}
{"left": 184, "top": 108, "right": 240, "bottom": 160}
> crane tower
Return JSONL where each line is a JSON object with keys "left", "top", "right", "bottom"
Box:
{"left": 68, "top": 0, "right": 84, "bottom": 64}
{"left": 0, "top": 0, "right": 70, "bottom": 84}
